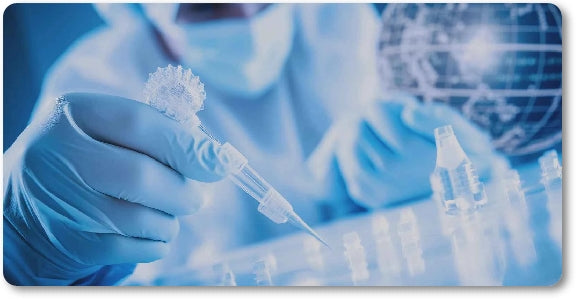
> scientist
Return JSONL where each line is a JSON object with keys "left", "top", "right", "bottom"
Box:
{"left": 3, "top": 3, "right": 494, "bottom": 285}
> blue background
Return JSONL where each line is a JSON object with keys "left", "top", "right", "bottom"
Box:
{"left": 3, "top": 3, "right": 103, "bottom": 151}
{"left": 1, "top": 3, "right": 383, "bottom": 151}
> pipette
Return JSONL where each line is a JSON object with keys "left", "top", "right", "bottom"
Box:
{"left": 143, "top": 65, "right": 329, "bottom": 248}
{"left": 199, "top": 125, "right": 329, "bottom": 248}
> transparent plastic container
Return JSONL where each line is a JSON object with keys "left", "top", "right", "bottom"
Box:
{"left": 430, "top": 125, "right": 486, "bottom": 215}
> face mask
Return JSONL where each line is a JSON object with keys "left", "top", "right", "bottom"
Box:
{"left": 144, "top": 4, "right": 295, "bottom": 99}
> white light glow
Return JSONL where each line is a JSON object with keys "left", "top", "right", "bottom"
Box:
{"left": 460, "top": 27, "right": 498, "bottom": 71}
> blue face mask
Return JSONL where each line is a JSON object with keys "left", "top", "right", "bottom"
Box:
{"left": 146, "top": 4, "right": 295, "bottom": 99}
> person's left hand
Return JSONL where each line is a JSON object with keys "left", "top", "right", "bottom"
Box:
{"left": 311, "top": 97, "right": 495, "bottom": 209}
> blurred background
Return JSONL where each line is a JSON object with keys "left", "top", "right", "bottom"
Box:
{"left": 4, "top": 4, "right": 102, "bottom": 150}
{"left": 377, "top": 3, "right": 562, "bottom": 162}
{"left": 4, "top": 3, "right": 560, "bottom": 161}
{"left": 2, "top": 4, "right": 387, "bottom": 151}
{"left": 2, "top": 4, "right": 389, "bottom": 152}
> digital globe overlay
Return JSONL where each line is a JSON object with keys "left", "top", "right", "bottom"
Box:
{"left": 377, "top": 3, "right": 562, "bottom": 158}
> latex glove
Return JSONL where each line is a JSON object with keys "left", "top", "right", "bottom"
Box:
{"left": 332, "top": 97, "right": 494, "bottom": 209}
{"left": 3, "top": 93, "right": 240, "bottom": 285}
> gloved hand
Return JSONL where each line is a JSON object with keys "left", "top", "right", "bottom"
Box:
{"left": 310, "top": 96, "right": 495, "bottom": 209}
{"left": 3, "top": 93, "right": 239, "bottom": 285}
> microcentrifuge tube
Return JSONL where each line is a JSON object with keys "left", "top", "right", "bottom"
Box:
{"left": 430, "top": 125, "right": 487, "bottom": 215}
{"left": 342, "top": 232, "right": 370, "bottom": 284}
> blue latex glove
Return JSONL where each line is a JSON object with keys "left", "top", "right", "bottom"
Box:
{"left": 331, "top": 97, "right": 494, "bottom": 209}
{"left": 3, "top": 93, "right": 239, "bottom": 285}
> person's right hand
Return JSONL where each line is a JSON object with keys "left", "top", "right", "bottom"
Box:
{"left": 3, "top": 93, "right": 240, "bottom": 285}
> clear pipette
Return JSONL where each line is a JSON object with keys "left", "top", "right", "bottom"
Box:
{"left": 142, "top": 65, "right": 329, "bottom": 248}
{"left": 200, "top": 125, "right": 330, "bottom": 248}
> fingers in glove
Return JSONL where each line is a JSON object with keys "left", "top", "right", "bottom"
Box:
{"left": 64, "top": 92, "right": 234, "bottom": 182}
{"left": 75, "top": 139, "right": 208, "bottom": 216}
{"left": 64, "top": 232, "right": 171, "bottom": 265}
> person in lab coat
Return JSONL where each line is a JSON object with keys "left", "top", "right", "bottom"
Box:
{"left": 3, "top": 3, "right": 494, "bottom": 285}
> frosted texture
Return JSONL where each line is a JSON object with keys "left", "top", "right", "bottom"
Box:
{"left": 143, "top": 64, "right": 206, "bottom": 126}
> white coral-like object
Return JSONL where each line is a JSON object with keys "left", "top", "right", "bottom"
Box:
{"left": 143, "top": 64, "right": 206, "bottom": 126}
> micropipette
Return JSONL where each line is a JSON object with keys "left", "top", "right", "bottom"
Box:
{"left": 143, "top": 65, "right": 329, "bottom": 248}
{"left": 199, "top": 125, "right": 330, "bottom": 248}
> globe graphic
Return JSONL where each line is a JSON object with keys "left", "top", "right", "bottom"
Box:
{"left": 377, "top": 3, "right": 562, "bottom": 158}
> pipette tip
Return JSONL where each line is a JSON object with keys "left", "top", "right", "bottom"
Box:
{"left": 287, "top": 213, "right": 331, "bottom": 250}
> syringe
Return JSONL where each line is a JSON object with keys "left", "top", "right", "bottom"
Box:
{"left": 199, "top": 125, "right": 330, "bottom": 248}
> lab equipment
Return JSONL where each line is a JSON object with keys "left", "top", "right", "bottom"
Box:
{"left": 451, "top": 225, "right": 499, "bottom": 285}
{"left": 430, "top": 125, "right": 487, "bottom": 215}
{"left": 428, "top": 126, "right": 507, "bottom": 284}
{"left": 539, "top": 149, "right": 562, "bottom": 247}
{"left": 153, "top": 150, "right": 560, "bottom": 286}
{"left": 215, "top": 139, "right": 329, "bottom": 247}
{"left": 143, "top": 64, "right": 206, "bottom": 126}
{"left": 371, "top": 214, "right": 401, "bottom": 277}
{"left": 539, "top": 149, "right": 562, "bottom": 189}
{"left": 143, "top": 65, "right": 329, "bottom": 247}
{"left": 491, "top": 166, "right": 528, "bottom": 217}
{"left": 342, "top": 232, "right": 370, "bottom": 284}
{"left": 502, "top": 170, "right": 536, "bottom": 267}
{"left": 324, "top": 97, "right": 496, "bottom": 209}
{"left": 252, "top": 255, "right": 277, "bottom": 286}
{"left": 396, "top": 208, "right": 426, "bottom": 276}
{"left": 450, "top": 212, "right": 507, "bottom": 286}
{"left": 213, "top": 263, "right": 237, "bottom": 286}
{"left": 501, "top": 169, "right": 529, "bottom": 218}
{"left": 303, "top": 237, "right": 325, "bottom": 272}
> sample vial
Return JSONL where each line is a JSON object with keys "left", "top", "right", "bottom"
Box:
{"left": 252, "top": 255, "right": 277, "bottom": 286}
{"left": 371, "top": 214, "right": 401, "bottom": 276}
{"left": 342, "top": 232, "right": 370, "bottom": 284}
{"left": 303, "top": 237, "right": 325, "bottom": 272}
{"left": 396, "top": 209, "right": 426, "bottom": 276}
{"left": 213, "top": 263, "right": 237, "bottom": 286}
{"left": 539, "top": 150, "right": 562, "bottom": 247}
{"left": 503, "top": 170, "right": 528, "bottom": 217}
{"left": 501, "top": 170, "right": 536, "bottom": 267}
{"left": 430, "top": 125, "right": 487, "bottom": 215}
{"left": 450, "top": 215, "right": 506, "bottom": 286}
